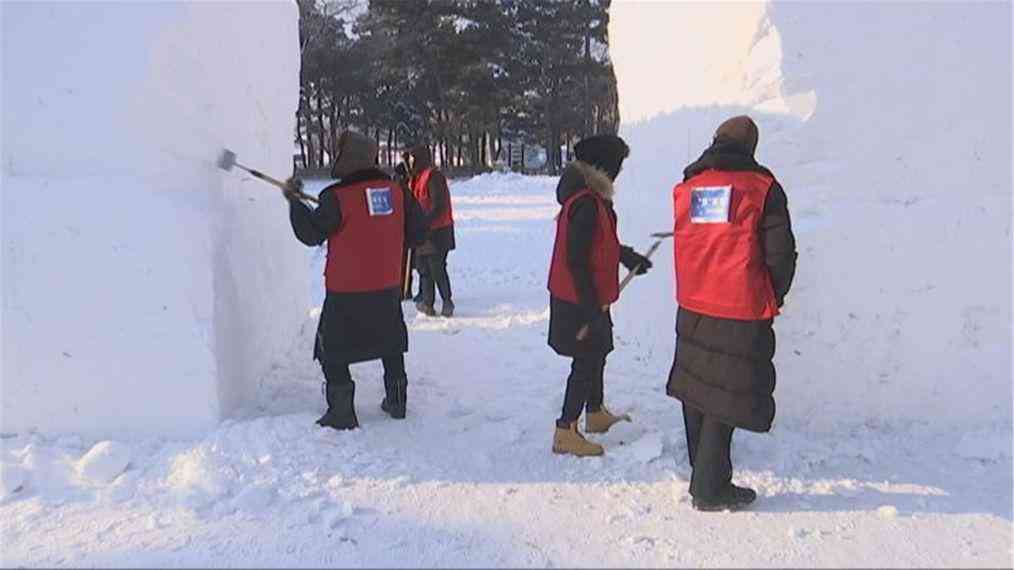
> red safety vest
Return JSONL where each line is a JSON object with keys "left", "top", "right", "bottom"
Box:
{"left": 548, "top": 189, "right": 620, "bottom": 306}
{"left": 325, "top": 179, "right": 405, "bottom": 293}
{"left": 411, "top": 167, "right": 454, "bottom": 229}
{"left": 673, "top": 169, "right": 779, "bottom": 320}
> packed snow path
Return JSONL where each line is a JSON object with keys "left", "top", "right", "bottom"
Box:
{"left": 2, "top": 174, "right": 1011, "bottom": 567}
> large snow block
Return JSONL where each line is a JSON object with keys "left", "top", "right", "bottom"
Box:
{"left": 2, "top": 2, "right": 305, "bottom": 437}
{"left": 609, "top": 2, "right": 1012, "bottom": 428}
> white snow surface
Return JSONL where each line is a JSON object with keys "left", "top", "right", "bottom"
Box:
{"left": 610, "top": 0, "right": 1013, "bottom": 430}
{"left": 1, "top": 2, "right": 304, "bottom": 437}
{"left": 1, "top": 173, "right": 1011, "bottom": 567}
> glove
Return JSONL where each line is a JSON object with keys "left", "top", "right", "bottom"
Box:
{"left": 620, "top": 246, "right": 652, "bottom": 275}
{"left": 283, "top": 177, "right": 305, "bottom": 202}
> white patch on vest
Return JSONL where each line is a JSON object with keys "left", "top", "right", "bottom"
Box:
{"left": 366, "top": 187, "right": 394, "bottom": 216}
{"left": 690, "top": 185, "right": 732, "bottom": 223}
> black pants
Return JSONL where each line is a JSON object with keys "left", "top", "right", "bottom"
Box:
{"left": 557, "top": 353, "right": 606, "bottom": 427}
{"left": 683, "top": 403, "right": 734, "bottom": 499}
{"left": 417, "top": 250, "right": 452, "bottom": 306}
{"left": 321, "top": 354, "right": 407, "bottom": 388}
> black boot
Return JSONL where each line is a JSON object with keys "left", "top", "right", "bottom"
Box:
{"left": 317, "top": 382, "right": 359, "bottom": 430}
{"left": 692, "top": 484, "right": 757, "bottom": 512}
{"left": 381, "top": 376, "right": 407, "bottom": 419}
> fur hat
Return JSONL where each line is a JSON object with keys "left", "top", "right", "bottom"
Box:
{"left": 714, "top": 115, "right": 759, "bottom": 156}
{"left": 574, "top": 134, "right": 630, "bottom": 181}
{"left": 331, "top": 131, "right": 379, "bottom": 179}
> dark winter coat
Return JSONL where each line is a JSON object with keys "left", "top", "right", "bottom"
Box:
{"left": 408, "top": 145, "right": 456, "bottom": 255}
{"left": 548, "top": 161, "right": 643, "bottom": 357}
{"left": 666, "top": 139, "right": 797, "bottom": 432}
{"left": 288, "top": 168, "right": 426, "bottom": 365}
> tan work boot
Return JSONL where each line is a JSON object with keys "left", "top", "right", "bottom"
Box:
{"left": 585, "top": 406, "right": 631, "bottom": 434}
{"left": 552, "top": 422, "right": 604, "bottom": 457}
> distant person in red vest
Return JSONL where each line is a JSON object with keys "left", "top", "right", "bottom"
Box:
{"left": 408, "top": 144, "right": 456, "bottom": 317}
{"left": 284, "top": 131, "right": 426, "bottom": 430}
{"left": 547, "top": 134, "right": 653, "bottom": 457}
{"left": 668, "top": 116, "right": 797, "bottom": 511}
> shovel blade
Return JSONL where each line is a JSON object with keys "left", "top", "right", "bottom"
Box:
{"left": 217, "top": 149, "right": 237, "bottom": 172}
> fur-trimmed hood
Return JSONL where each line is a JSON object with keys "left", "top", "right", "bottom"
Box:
{"left": 331, "top": 131, "right": 379, "bottom": 179}
{"left": 556, "top": 160, "right": 616, "bottom": 205}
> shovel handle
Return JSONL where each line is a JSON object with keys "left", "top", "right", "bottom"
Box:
{"left": 236, "top": 164, "right": 319, "bottom": 204}
{"left": 575, "top": 235, "right": 669, "bottom": 342}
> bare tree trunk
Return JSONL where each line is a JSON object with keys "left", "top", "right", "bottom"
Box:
{"left": 387, "top": 128, "right": 394, "bottom": 166}
{"left": 343, "top": 96, "right": 350, "bottom": 132}
{"left": 300, "top": 91, "right": 313, "bottom": 168}
{"left": 329, "top": 98, "right": 339, "bottom": 162}
{"left": 583, "top": 3, "right": 592, "bottom": 138}
{"left": 316, "top": 89, "right": 326, "bottom": 167}
{"left": 544, "top": 87, "right": 555, "bottom": 173}
{"left": 296, "top": 114, "right": 307, "bottom": 170}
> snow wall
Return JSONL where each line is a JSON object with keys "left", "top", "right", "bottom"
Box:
{"left": 2, "top": 2, "right": 305, "bottom": 438}
{"left": 609, "top": 1, "right": 1012, "bottom": 431}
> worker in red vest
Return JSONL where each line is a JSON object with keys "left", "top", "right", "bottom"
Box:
{"left": 668, "top": 116, "right": 797, "bottom": 511}
{"left": 547, "top": 134, "right": 653, "bottom": 457}
{"left": 284, "top": 131, "right": 426, "bottom": 430}
{"left": 407, "top": 144, "right": 456, "bottom": 317}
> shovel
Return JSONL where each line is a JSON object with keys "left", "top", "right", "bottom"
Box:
{"left": 217, "top": 149, "right": 318, "bottom": 204}
{"left": 576, "top": 231, "right": 674, "bottom": 341}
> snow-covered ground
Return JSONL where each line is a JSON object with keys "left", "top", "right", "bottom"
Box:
{"left": 2, "top": 173, "right": 1011, "bottom": 567}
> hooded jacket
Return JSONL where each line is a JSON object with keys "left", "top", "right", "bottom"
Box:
{"left": 286, "top": 132, "right": 427, "bottom": 364}
{"left": 547, "top": 160, "right": 643, "bottom": 357}
{"left": 549, "top": 160, "right": 620, "bottom": 307}
{"left": 667, "top": 127, "right": 798, "bottom": 432}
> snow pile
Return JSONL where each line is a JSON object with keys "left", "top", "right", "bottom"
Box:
{"left": 609, "top": 1, "right": 1012, "bottom": 430}
{"left": 1, "top": 2, "right": 304, "bottom": 437}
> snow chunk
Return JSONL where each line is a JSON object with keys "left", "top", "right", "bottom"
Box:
{"left": 324, "top": 501, "right": 356, "bottom": 529}
{"left": 0, "top": 463, "right": 28, "bottom": 498}
{"left": 77, "top": 441, "right": 131, "bottom": 484}
{"left": 622, "top": 431, "right": 665, "bottom": 464}
{"left": 877, "top": 505, "right": 899, "bottom": 519}
{"left": 788, "top": 527, "right": 809, "bottom": 539}
{"left": 165, "top": 447, "right": 231, "bottom": 509}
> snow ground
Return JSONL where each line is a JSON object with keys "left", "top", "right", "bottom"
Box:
{"left": 2, "top": 173, "right": 1011, "bottom": 567}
